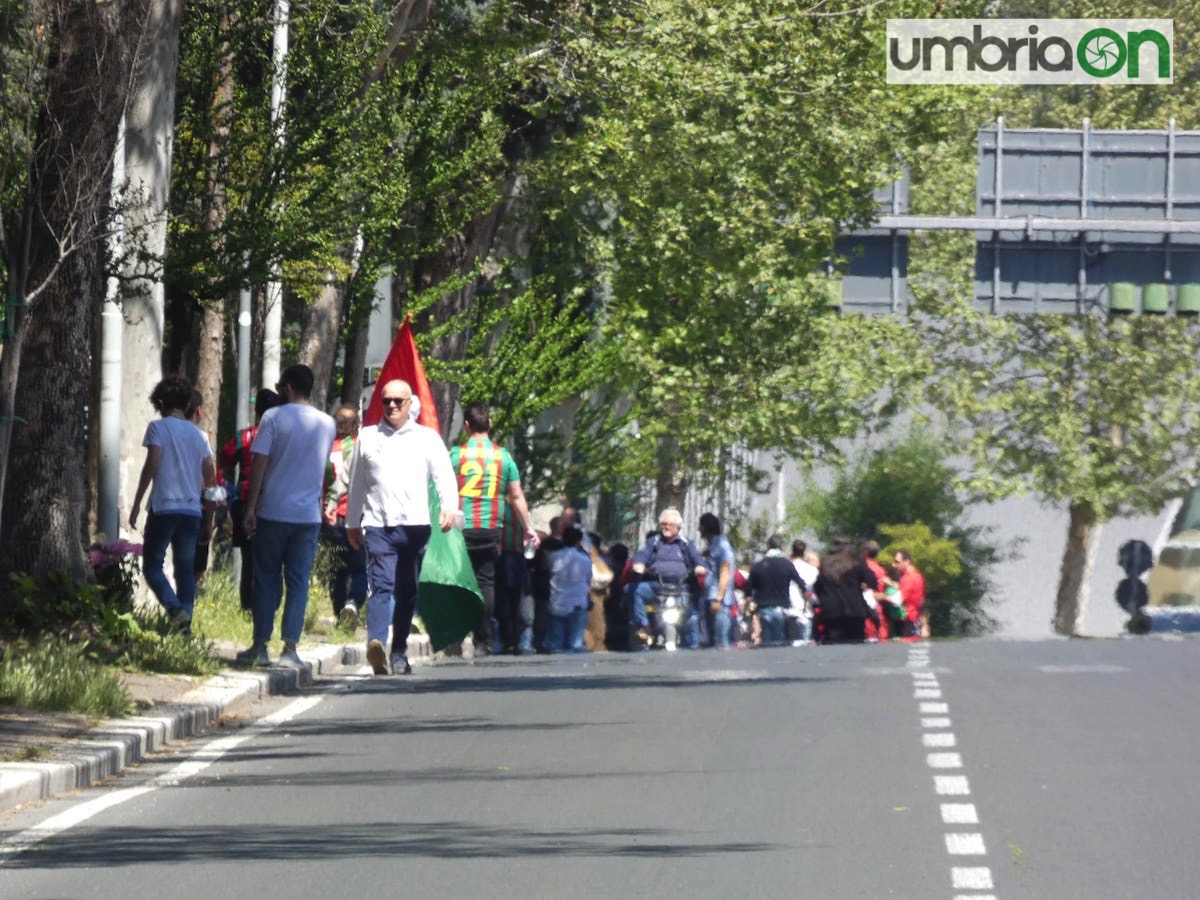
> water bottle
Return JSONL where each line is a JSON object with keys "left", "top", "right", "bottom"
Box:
{"left": 203, "top": 484, "right": 227, "bottom": 504}
{"left": 524, "top": 537, "right": 537, "bottom": 560}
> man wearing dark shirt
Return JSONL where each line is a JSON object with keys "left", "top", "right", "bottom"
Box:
{"left": 747, "top": 534, "right": 807, "bottom": 647}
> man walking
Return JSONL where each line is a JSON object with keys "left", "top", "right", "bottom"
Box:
{"left": 746, "top": 534, "right": 807, "bottom": 647}
{"left": 892, "top": 549, "right": 927, "bottom": 639}
{"left": 346, "top": 379, "right": 459, "bottom": 675}
{"left": 322, "top": 404, "right": 367, "bottom": 629}
{"left": 237, "top": 365, "right": 336, "bottom": 669}
{"left": 448, "top": 402, "right": 538, "bottom": 656}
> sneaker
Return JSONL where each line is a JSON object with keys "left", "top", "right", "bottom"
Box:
{"left": 390, "top": 652, "right": 412, "bottom": 675}
{"left": 235, "top": 643, "right": 270, "bottom": 668}
{"left": 169, "top": 607, "right": 192, "bottom": 627}
{"left": 366, "top": 639, "right": 388, "bottom": 675}
{"left": 338, "top": 602, "right": 358, "bottom": 631}
{"left": 277, "top": 646, "right": 305, "bottom": 671}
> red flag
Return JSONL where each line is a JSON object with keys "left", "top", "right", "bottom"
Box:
{"left": 363, "top": 314, "right": 441, "bottom": 432}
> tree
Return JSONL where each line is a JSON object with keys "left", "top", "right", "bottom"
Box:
{"left": 908, "top": 0, "right": 1200, "bottom": 634}
{"left": 525, "top": 0, "right": 989, "bottom": 514}
{"left": 0, "top": 0, "right": 149, "bottom": 586}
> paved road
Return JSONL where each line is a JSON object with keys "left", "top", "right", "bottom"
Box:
{"left": 0, "top": 638, "right": 1195, "bottom": 899}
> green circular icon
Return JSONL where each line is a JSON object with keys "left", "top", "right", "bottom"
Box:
{"left": 1078, "top": 28, "right": 1127, "bottom": 78}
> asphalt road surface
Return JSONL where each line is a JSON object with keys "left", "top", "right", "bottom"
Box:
{"left": 1, "top": 637, "right": 1196, "bottom": 899}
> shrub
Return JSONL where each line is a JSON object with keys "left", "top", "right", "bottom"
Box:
{"left": 788, "top": 432, "right": 1004, "bottom": 636}
{"left": 0, "top": 639, "right": 132, "bottom": 717}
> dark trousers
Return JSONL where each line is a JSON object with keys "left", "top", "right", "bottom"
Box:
{"left": 495, "top": 549, "right": 532, "bottom": 650}
{"left": 364, "top": 524, "right": 432, "bottom": 655}
{"left": 463, "top": 528, "right": 502, "bottom": 644}
{"left": 322, "top": 521, "right": 367, "bottom": 615}
{"left": 822, "top": 615, "right": 867, "bottom": 644}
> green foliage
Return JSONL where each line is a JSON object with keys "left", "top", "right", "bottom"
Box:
{"left": 788, "top": 433, "right": 1001, "bottom": 636}
{"left": 0, "top": 638, "right": 132, "bottom": 717}
{"left": 520, "top": 0, "right": 987, "bottom": 504}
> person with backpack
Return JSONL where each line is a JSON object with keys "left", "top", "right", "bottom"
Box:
{"left": 624, "top": 507, "right": 707, "bottom": 649}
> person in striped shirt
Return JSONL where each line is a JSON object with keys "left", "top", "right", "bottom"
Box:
{"left": 449, "top": 403, "right": 538, "bottom": 655}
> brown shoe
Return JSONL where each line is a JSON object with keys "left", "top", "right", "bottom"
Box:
{"left": 634, "top": 627, "right": 653, "bottom": 648}
{"left": 366, "top": 639, "right": 388, "bottom": 675}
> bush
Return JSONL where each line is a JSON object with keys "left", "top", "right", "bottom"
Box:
{"left": 0, "top": 638, "right": 132, "bottom": 717}
{"left": 788, "top": 432, "right": 1004, "bottom": 636}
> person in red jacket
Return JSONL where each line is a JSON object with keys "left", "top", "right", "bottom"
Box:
{"left": 892, "top": 549, "right": 927, "bottom": 639}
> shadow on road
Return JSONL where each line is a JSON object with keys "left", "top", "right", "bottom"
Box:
{"left": 0, "top": 820, "right": 781, "bottom": 868}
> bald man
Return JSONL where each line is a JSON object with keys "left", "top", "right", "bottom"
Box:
{"left": 346, "top": 380, "right": 459, "bottom": 675}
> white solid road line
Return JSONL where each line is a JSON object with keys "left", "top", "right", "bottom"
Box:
{"left": 0, "top": 693, "right": 325, "bottom": 868}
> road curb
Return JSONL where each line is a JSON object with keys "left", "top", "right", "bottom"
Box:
{"left": 0, "top": 639, "right": 375, "bottom": 816}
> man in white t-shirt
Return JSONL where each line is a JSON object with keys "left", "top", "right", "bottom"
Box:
{"left": 236, "top": 364, "right": 336, "bottom": 669}
{"left": 788, "top": 539, "right": 819, "bottom": 644}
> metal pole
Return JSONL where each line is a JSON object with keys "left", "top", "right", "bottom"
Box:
{"left": 991, "top": 116, "right": 1004, "bottom": 314}
{"left": 1078, "top": 117, "right": 1090, "bottom": 314}
{"left": 262, "top": 0, "right": 289, "bottom": 389}
{"left": 236, "top": 270, "right": 252, "bottom": 432}
{"left": 98, "top": 116, "right": 126, "bottom": 542}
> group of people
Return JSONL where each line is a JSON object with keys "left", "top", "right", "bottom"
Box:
{"left": 605, "top": 512, "right": 928, "bottom": 651}
{"left": 131, "top": 368, "right": 928, "bottom": 674}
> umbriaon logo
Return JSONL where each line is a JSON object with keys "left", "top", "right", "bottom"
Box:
{"left": 887, "top": 19, "right": 1172, "bottom": 85}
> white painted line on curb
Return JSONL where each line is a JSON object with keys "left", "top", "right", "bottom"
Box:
{"left": 922, "top": 717, "right": 953, "bottom": 729}
{"left": 941, "top": 803, "right": 979, "bottom": 824}
{"left": 945, "top": 833, "right": 987, "bottom": 855}
{"left": 921, "top": 702, "right": 950, "bottom": 714}
{"left": 915, "top": 688, "right": 943, "bottom": 699}
{"left": 935, "top": 775, "right": 972, "bottom": 795}
{"left": 0, "top": 694, "right": 324, "bottom": 867}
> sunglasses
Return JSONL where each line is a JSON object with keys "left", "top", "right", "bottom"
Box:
{"left": 382, "top": 396, "right": 410, "bottom": 406}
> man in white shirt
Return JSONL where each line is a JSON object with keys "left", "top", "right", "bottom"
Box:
{"left": 346, "top": 379, "right": 459, "bottom": 675}
{"left": 789, "top": 539, "right": 819, "bottom": 644}
{"left": 236, "top": 364, "right": 336, "bottom": 670}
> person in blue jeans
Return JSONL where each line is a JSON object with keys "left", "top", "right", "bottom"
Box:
{"left": 699, "top": 512, "right": 738, "bottom": 649}
{"left": 237, "top": 365, "right": 336, "bottom": 670}
{"left": 747, "top": 534, "right": 807, "bottom": 647}
{"left": 130, "top": 376, "right": 217, "bottom": 628}
{"left": 545, "top": 524, "right": 592, "bottom": 652}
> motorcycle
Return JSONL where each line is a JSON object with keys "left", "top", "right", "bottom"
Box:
{"left": 641, "top": 580, "right": 694, "bottom": 651}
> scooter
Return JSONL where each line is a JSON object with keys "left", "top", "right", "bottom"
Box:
{"left": 643, "top": 581, "right": 693, "bottom": 651}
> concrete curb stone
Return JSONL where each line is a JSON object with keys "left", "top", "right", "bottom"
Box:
{"left": 0, "top": 635, "right": 431, "bottom": 817}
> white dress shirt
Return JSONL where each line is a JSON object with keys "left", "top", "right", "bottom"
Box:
{"left": 345, "top": 419, "right": 459, "bottom": 528}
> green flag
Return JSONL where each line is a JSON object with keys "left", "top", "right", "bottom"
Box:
{"left": 418, "top": 485, "right": 484, "bottom": 653}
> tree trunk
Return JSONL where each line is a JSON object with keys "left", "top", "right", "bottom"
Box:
{"left": 1054, "top": 500, "right": 1098, "bottom": 636}
{"left": 196, "top": 304, "right": 224, "bottom": 444}
{"left": 299, "top": 277, "right": 343, "bottom": 411}
{"left": 341, "top": 300, "right": 370, "bottom": 407}
{"left": 654, "top": 434, "right": 689, "bottom": 515}
{"left": 0, "top": 0, "right": 147, "bottom": 582}
{"left": 119, "top": 0, "right": 183, "bottom": 530}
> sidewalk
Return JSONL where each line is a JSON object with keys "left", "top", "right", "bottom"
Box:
{"left": 0, "top": 633, "right": 431, "bottom": 816}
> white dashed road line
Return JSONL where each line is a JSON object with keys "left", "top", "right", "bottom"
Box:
{"left": 909, "top": 645, "right": 996, "bottom": 899}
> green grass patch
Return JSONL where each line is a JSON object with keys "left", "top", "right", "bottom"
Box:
{"left": 0, "top": 638, "right": 132, "bottom": 717}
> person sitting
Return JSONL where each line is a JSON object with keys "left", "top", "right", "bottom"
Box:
{"left": 624, "top": 507, "right": 707, "bottom": 649}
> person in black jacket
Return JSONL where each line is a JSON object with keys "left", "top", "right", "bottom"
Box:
{"left": 746, "top": 534, "right": 807, "bottom": 646}
{"left": 813, "top": 536, "right": 878, "bottom": 644}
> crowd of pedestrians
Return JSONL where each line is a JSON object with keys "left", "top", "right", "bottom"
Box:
{"left": 130, "top": 371, "right": 928, "bottom": 670}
